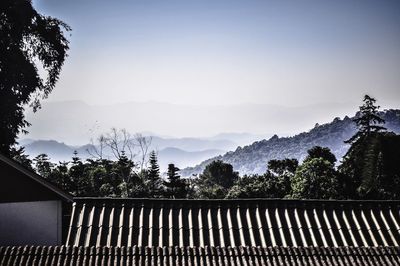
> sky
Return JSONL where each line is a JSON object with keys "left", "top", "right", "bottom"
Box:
{"left": 27, "top": 0, "right": 400, "bottom": 141}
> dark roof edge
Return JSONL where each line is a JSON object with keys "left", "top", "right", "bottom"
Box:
{"left": 73, "top": 197, "right": 400, "bottom": 204}
{"left": 1, "top": 245, "right": 399, "bottom": 252}
{"left": 0, "top": 153, "right": 73, "bottom": 202}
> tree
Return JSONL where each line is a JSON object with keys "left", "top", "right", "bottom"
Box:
{"left": 345, "top": 95, "right": 386, "bottom": 144}
{"left": 338, "top": 95, "right": 398, "bottom": 199}
{"left": 267, "top": 158, "right": 298, "bottom": 197}
{"left": 163, "top": 164, "right": 188, "bottom": 198}
{"left": 0, "top": 0, "right": 70, "bottom": 155}
{"left": 104, "top": 128, "right": 135, "bottom": 160}
{"left": 33, "top": 153, "right": 53, "bottom": 178}
{"left": 143, "top": 151, "right": 163, "bottom": 197}
{"left": 134, "top": 133, "right": 152, "bottom": 172}
{"left": 69, "top": 151, "right": 91, "bottom": 196}
{"left": 339, "top": 132, "right": 400, "bottom": 199}
{"left": 227, "top": 158, "right": 298, "bottom": 199}
{"left": 196, "top": 160, "right": 239, "bottom": 199}
{"left": 227, "top": 173, "right": 280, "bottom": 199}
{"left": 268, "top": 158, "right": 298, "bottom": 176}
{"left": 304, "top": 146, "right": 336, "bottom": 164}
{"left": 291, "top": 158, "right": 340, "bottom": 199}
{"left": 48, "top": 161, "right": 72, "bottom": 192}
{"left": 11, "top": 146, "right": 33, "bottom": 170}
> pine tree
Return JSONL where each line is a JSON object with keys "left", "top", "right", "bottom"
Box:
{"left": 69, "top": 151, "right": 90, "bottom": 196}
{"left": 339, "top": 95, "right": 395, "bottom": 199}
{"left": 345, "top": 95, "right": 386, "bottom": 144}
{"left": 144, "top": 151, "right": 163, "bottom": 197}
{"left": 163, "top": 164, "right": 188, "bottom": 198}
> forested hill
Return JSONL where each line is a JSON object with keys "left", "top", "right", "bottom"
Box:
{"left": 182, "top": 109, "right": 400, "bottom": 176}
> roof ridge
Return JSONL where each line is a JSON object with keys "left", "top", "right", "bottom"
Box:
{"left": 72, "top": 197, "right": 400, "bottom": 203}
{"left": 0, "top": 153, "right": 73, "bottom": 202}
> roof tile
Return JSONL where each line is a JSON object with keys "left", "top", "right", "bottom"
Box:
{"left": 67, "top": 198, "right": 400, "bottom": 248}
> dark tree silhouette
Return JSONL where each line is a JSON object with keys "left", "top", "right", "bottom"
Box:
{"left": 345, "top": 95, "right": 386, "bottom": 144}
{"left": 338, "top": 95, "right": 400, "bottom": 199}
{"left": 196, "top": 160, "right": 239, "bottom": 199}
{"left": 33, "top": 153, "right": 54, "bottom": 178}
{"left": 304, "top": 146, "right": 337, "bottom": 164}
{"left": 0, "top": 0, "right": 70, "bottom": 155}
{"left": 163, "top": 164, "right": 188, "bottom": 198}
{"left": 143, "top": 151, "right": 163, "bottom": 197}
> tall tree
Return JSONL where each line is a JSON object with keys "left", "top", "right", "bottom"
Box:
{"left": 163, "top": 164, "right": 188, "bottom": 198}
{"left": 339, "top": 95, "right": 394, "bottom": 199}
{"left": 69, "top": 151, "right": 91, "bottom": 196}
{"left": 345, "top": 95, "right": 386, "bottom": 144}
{"left": 0, "top": 0, "right": 70, "bottom": 155}
{"left": 143, "top": 151, "right": 163, "bottom": 197}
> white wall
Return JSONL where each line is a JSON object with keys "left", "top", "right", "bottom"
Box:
{"left": 0, "top": 200, "right": 62, "bottom": 246}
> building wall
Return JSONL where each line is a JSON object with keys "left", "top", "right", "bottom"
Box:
{"left": 0, "top": 200, "right": 62, "bottom": 246}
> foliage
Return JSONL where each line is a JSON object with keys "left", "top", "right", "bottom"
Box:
{"left": 0, "top": 0, "right": 70, "bottom": 155}
{"left": 195, "top": 160, "right": 239, "bottom": 199}
{"left": 183, "top": 109, "right": 400, "bottom": 176}
{"left": 227, "top": 173, "right": 285, "bottom": 199}
{"left": 345, "top": 95, "right": 386, "bottom": 144}
{"left": 304, "top": 146, "right": 336, "bottom": 164}
{"left": 338, "top": 95, "right": 400, "bottom": 199}
{"left": 6, "top": 94, "right": 400, "bottom": 200}
{"left": 10, "top": 146, "right": 33, "bottom": 170}
{"left": 142, "top": 151, "right": 163, "bottom": 198}
{"left": 266, "top": 158, "right": 298, "bottom": 197}
{"left": 163, "top": 164, "right": 188, "bottom": 199}
{"left": 291, "top": 158, "right": 340, "bottom": 199}
{"left": 33, "top": 153, "right": 53, "bottom": 178}
{"left": 339, "top": 132, "right": 400, "bottom": 199}
{"left": 268, "top": 158, "right": 298, "bottom": 176}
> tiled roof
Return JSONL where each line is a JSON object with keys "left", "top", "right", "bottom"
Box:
{"left": 67, "top": 198, "right": 400, "bottom": 247}
{"left": 1, "top": 246, "right": 399, "bottom": 266}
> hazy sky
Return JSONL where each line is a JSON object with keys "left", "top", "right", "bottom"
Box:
{"left": 33, "top": 0, "right": 400, "bottom": 106}
{"left": 26, "top": 0, "right": 400, "bottom": 141}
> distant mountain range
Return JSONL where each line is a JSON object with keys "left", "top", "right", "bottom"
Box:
{"left": 181, "top": 109, "right": 400, "bottom": 176}
{"left": 23, "top": 100, "right": 359, "bottom": 145}
{"left": 19, "top": 133, "right": 261, "bottom": 170}
{"left": 20, "top": 107, "right": 400, "bottom": 175}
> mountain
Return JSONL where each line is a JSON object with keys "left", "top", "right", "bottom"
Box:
{"left": 20, "top": 137, "right": 226, "bottom": 170}
{"left": 181, "top": 109, "right": 400, "bottom": 176}
{"left": 206, "top": 133, "right": 271, "bottom": 147}
{"left": 158, "top": 148, "right": 224, "bottom": 170}
{"left": 23, "top": 140, "right": 94, "bottom": 162}
{"left": 22, "top": 100, "right": 359, "bottom": 145}
{"left": 150, "top": 136, "right": 237, "bottom": 152}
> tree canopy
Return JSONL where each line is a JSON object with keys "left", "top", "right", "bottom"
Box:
{"left": 0, "top": 0, "right": 70, "bottom": 155}
{"left": 196, "top": 160, "right": 239, "bottom": 199}
{"left": 345, "top": 95, "right": 386, "bottom": 144}
{"left": 163, "top": 164, "right": 188, "bottom": 199}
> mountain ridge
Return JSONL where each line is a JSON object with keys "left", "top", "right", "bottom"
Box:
{"left": 181, "top": 109, "right": 400, "bottom": 176}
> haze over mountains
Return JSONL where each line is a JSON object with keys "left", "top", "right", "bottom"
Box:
{"left": 182, "top": 109, "right": 400, "bottom": 176}
{"left": 20, "top": 100, "right": 400, "bottom": 173}
{"left": 19, "top": 133, "right": 261, "bottom": 171}
{"left": 23, "top": 100, "right": 360, "bottom": 145}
